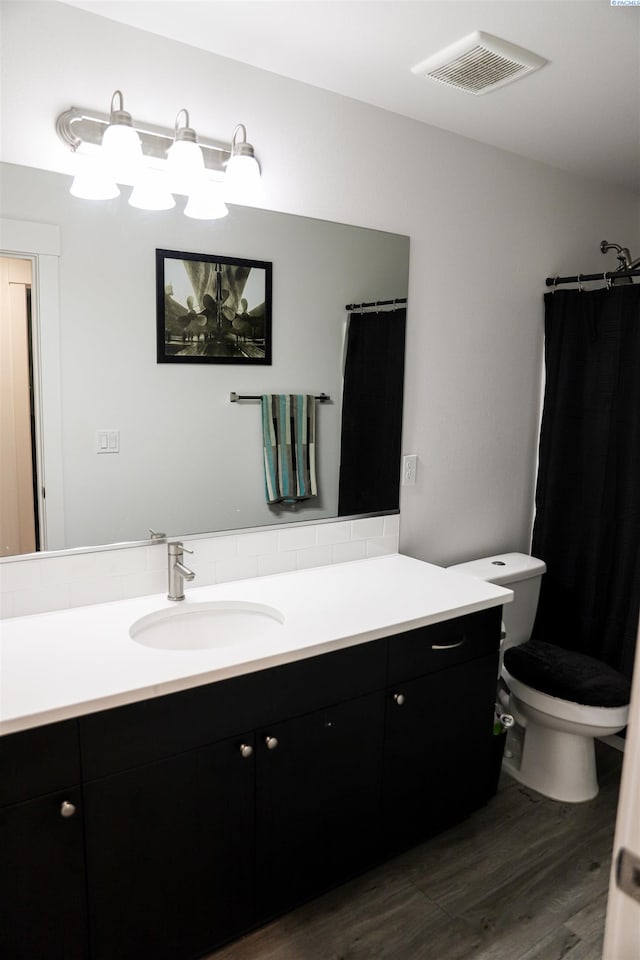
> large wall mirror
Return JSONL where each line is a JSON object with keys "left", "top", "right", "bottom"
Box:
{"left": 0, "top": 161, "right": 409, "bottom": 560}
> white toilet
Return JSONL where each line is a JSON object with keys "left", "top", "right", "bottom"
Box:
{"left": 448, "top": 553, "right": 630, "bottom": 803}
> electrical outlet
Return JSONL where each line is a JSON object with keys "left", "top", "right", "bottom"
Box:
{"left": 402, "top": 454, "right": 417, "bottom": 486}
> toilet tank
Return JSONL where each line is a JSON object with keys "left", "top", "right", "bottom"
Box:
{"left": 447, "top": 553, "right": 546, "bottom": 648}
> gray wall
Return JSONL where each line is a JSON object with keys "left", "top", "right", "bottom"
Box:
{"left": 2, "top": 0, "right": 639, "bottom": 565}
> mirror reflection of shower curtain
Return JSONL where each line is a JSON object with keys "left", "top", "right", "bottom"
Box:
{"left": 338, "top": 308, "right": 406, "bottom": 516}
{"left": 532, "top": 284, "right": 640, "bottom": 678}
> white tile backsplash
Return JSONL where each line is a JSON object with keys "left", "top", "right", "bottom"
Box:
{"left": 0, "top": 515, "right": 399, "bottom": 619}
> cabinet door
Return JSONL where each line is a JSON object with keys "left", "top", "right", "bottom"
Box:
{"left": 256, "top": 691, "right": 385, "bottom": 919}
{"left": 383, "top": 653, "right": 498, "bottom": 853}
{"left": 197, "top": 733, "right": 256, "bottom": 951}
{"left": 84, "top": 751, "right": 204, "bottom": 960}
{"left": 84, "top": 734, "right": 255, "bottom": 960}
{"left": 0, "top": 787, "right": 88, "bottom": 960}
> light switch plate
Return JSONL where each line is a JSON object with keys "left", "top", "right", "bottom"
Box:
{"left": 96, "top": 429, "right": 120, "bottom": 453}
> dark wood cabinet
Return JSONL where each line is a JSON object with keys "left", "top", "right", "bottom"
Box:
{"left": 84, "top": 733, "right": 256, "bottom": 960}
{"left": 256, "top": 691, "right": 385, "bottom": 919}
{"left": 0, "top": 719, "right": 88, "bottom": 960}
{"left": 3, "top": 609, "right": 502, "bottom": 959}
{"left": 84, "top": 751, "right": 205, "bottom": 960}
{"left": 383, "top": 653, "right": 499, "bottom": 852}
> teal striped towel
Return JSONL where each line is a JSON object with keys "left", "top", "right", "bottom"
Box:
{"left": 261, "top": 395, "right": 318, "bottom": 504}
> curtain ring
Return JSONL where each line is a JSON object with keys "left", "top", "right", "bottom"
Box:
{"left": 604, "top": 271, "right": 612, "bottom": 290}
{"left": 552, "top": 276, "right": 559, "bottom": 294}
{"left": 577, "top": 274, "right": 584, "bottom": 292}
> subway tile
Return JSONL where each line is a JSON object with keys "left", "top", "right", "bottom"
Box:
{"left": 237, "top": 530, "right": 280, "bottom": 556}
{"left": 121, "top": 569, "right": 167, "bottom": 600}
{"left": 383, "top": 514, "right": 400, "bottom": 538}
{"left": 332, "top": 540, "right": 368, "bottom": 564}
{"left": 351, "top": 517, "right": 385, "bottom": 540}
{"left": 70, "top": 576, "right": 125, "bottom": 608}
{"left": 366, "top": 535, "right": 398, "bottom": 558}
{"left": 215, "top": 556, "right": 259, "bottom": 584}
{"left": 316, "top": 521, "right": 352, "bottom": 545}
{"left": 296, "top": 544, "right": 333, "bottom": 570}
{"left": 258, "top": 552, "right": 298, "bottom": 577}
{"left": 0, "top": 559, "right": 42, "bottom": 592}
{"left": 11, "top": 583, "right": 71, "bottom": 618}
{"left": 278, "top": 526, "right": 317, "bottom": 551}
{"left": 0, "top": 592, "right": 15, "bottom": 618}
{"left": 189, "top": 536, "right": 238, "bottom": 562}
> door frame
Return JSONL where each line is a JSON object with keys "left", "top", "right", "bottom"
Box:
{"left": 0, "top": 218, "right": 63, "bottom": 553}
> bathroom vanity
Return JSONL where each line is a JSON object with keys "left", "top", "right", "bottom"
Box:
{"left": 0, "top": 555, "right": 511, "bottom": 959}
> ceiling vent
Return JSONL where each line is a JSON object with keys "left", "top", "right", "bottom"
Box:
{"left": 411, "top": 31, "right": 547, "bottom": 96}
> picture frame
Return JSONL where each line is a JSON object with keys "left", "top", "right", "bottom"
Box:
{"left": 156, "top": 248, "right": 272, "bottom": 364}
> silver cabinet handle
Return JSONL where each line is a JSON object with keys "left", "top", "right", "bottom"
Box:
{"left": 60, "top": 800, "right": 76, "bottom": 818}
{"left": 432, "top": 637, "right": 466, "bottom": 650}
{"left": 264, "top": 735, "right": 279, "bottom": 750}
{"left": 393, "top": 693, "right": 406, "bottom": 706}
{"left": 239, "top": 743, "right": 254, "bottom": 758}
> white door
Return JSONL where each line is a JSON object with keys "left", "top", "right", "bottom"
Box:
{"left": 603, "top": 617, "right": 640, "bottom": 958}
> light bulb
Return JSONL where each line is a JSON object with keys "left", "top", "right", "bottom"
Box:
{"left": 129, "top": 169, "right": 176, "bottom": 211}
{"left": 223, "top": 124, "right": 262, "bottom": 205}
{"left": 166, "top": 109, "right": 205, "bottom": 195}
{"left": 184, "top": 181, "right": 228, "bottom": 220}
{"left": 69, "top": 154, "right": 119, "bottom": 200}
{"left": 100, "top": 90, "right": 143, "bottom": 185}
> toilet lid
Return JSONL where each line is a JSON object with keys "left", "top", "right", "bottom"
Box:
{"left": 503, "top": 639, "right": 631, "bottom": 708}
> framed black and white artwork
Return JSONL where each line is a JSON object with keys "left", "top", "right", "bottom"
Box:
{"left": 156, "top": 249, "right": 272, "bottom": 364}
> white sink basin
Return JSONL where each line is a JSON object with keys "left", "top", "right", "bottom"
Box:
{"left": 130, "top": 600, "right": 285, "bottom": 651}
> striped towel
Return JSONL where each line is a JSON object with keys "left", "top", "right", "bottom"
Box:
{"left": 261, "top": 395, "right": 318, "bottom": 504}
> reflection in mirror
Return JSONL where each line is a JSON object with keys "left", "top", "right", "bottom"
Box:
{"left": 0, "top": 161, "right": 409, "bottom": 559}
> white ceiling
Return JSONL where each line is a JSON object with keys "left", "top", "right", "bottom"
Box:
{"left": 61, "top": 1, "right": 640, "bottom": 193}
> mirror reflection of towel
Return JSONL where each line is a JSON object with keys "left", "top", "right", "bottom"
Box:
{"left": 261, "top": 395, "right": 317, "bottom": 504}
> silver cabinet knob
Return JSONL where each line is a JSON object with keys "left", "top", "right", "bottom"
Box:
{"left": 393, "top": 693, "right": 406, "bottom": 706}
{"left": 60, "top": 800, "right": 76, "bottom": 818}
{"left": 239, "top": 743, "right": 254, "bottom": 758}
{"left": 264, "top": 735, "right": 279, "bottom": 750}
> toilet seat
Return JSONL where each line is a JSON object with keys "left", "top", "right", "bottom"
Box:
{"left": 503, "top": 668, "right": 630, "bottom": 729}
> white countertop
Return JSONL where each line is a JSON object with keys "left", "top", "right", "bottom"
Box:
{"left": 0, "top": 554, "right": 512, "bottom": 736}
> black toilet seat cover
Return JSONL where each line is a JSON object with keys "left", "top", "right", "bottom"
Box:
{"left": 503, "top": 639, "right": 631, "bottom": 708}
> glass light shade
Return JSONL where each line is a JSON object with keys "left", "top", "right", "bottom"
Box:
{"left": 223, "top": 154, "right": 262, "bottom": 205}
{"left": 184, "top": 181, "right": 228, "bottom": 220}
{"left": 166, "top": 138, "right": 205, "bottom": 196}
{"left": 69, "top": 155, "right": 119, "bottom": 200}
{"left": 101, "top": 122, "right": 143, "bottom": 184}
{"left": 128, "top": 169, "right": 176, "bottom": 211}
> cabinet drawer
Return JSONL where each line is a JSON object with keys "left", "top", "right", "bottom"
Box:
{"left": 0, "top": 719, "right": 81, "bottom": 807}
{"left": 387, "top": 607, "right": 502, "bottom": 685}
{"left": 80, "top": 638, "right": 387, "bottom": 779}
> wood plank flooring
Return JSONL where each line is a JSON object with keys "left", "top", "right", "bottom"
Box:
{"left": 206, "top": 742, "right": 623, "bottom": 960}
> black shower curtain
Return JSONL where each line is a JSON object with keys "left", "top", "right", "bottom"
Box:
{"left": 338, "top": 308, "right": 406, "bottom": 516}
{"left": 531, "top": 284, "right": 640, "bottom": 678}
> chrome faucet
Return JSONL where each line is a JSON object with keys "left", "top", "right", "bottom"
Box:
{"left": 167, "top": 541, "right": 195, "bottom": 601}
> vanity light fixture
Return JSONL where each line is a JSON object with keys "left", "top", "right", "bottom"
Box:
{"left": 100, "top": 90, "right": 143, "bottom": 185}
{"left": 56, "top": 90, "right": 262, "bottom": 218}
{"left": 166, "top": 109, "right": 205, "bottom": 196}
{"left": 224, "top": 124, "right": 262, "bottom": 204}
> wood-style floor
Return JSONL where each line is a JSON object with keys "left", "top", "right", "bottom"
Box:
{"left": 207, "top": 742, "right": 623, "bottom": 960}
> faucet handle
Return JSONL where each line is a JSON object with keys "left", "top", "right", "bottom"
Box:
{"left": 149, "top": 528, "right": 166, "bottom": 540}
{"left": 168, "top": 540, "right": 193, "bottom": 556}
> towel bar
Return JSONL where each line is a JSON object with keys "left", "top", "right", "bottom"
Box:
{"left": 230, "top": 392, "right": 330, "bottom": 403}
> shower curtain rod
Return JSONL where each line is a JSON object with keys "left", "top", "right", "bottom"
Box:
{"left": 345, "top": 297, "right": 407, "bottom": 310}
{"left": 546, "top": 268, "right": 640, "bottom": 287}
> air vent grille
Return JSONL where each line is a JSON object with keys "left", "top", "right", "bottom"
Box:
{"left": 411, "top": 31, "right": 547, "bottom": 96}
